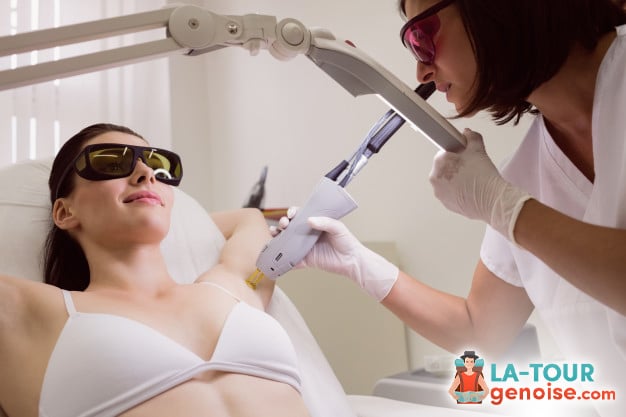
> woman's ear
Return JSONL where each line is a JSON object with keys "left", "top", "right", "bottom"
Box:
{"left": 52, "top": 198, "right": 79, "bottom": 230}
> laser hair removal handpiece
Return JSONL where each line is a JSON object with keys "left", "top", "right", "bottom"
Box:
{"left": 250, "top": 83, "right": 440, "bottom": 287}
{"left": 253, "top": 176, "right": 358, "bottom": 284}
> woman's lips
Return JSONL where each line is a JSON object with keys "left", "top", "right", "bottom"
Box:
{"left": 436, "top": 83, "right": 451, "bottom": 93}
{"left": 123, "top": 191, "right": 163, "bottom": 205}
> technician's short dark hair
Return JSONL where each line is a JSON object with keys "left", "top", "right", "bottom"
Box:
{"left": 399, "top": 0, "right": 626, "bottom": 125}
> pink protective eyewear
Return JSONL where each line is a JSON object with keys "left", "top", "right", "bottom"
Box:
{"left": 400, "top": 0, "right": 456, "bottom": 65}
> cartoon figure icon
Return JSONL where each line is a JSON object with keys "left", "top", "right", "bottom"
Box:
{"left": 449, "top": 350, "right": 490, "bottom": 404}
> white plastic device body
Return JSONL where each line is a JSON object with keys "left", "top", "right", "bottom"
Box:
{"left": 256, "top": 177, "right": 358, "bottom": 279}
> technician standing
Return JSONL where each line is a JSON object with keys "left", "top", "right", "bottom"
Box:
{"left": 278, "top": 1, "right": 626, "bottom": 416}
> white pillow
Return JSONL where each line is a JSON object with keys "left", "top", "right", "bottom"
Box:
{"left": 0, "top": 159, "right": 54, "bottom": 282}
{"left": 0, "top": 158, "right": 225, "bottom": 284}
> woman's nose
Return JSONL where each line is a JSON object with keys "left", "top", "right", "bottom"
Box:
{"left": 130, "top": 158, "right": 156, "bottom": 185}
{"left": 416, "top": 61, "right": 435, "bottom": 83}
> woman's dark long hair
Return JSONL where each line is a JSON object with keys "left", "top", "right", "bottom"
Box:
{"left": 399, "top": 0, "right": 626, "bottom": 125}
{"left": 44, "top": 123, "right": 143, "bottom": 291}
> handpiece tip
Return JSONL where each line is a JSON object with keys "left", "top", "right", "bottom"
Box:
{"left": 246, "top": 269, "right": 265, "bottom": 290}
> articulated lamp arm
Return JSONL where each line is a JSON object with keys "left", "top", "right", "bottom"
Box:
{"left": 0, "top": 5, "right": 288, "bottom": 91}
{"left": 0, "top": 4, "right": 463, "bottom": 151}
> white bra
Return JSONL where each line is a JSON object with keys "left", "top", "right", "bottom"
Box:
{"left": 39, "top": 282, "right": 302, "bottom": 417}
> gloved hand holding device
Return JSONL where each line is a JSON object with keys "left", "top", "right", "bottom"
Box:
{"left": 429, "top": 128, "right": 532, "bottom": 243}
{"left": 272, "top": 209, "right": 399, "bottom": 302}
{"left": 271, "top": 128, "right": 532, "bottom": 302}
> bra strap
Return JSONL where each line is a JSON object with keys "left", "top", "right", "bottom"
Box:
{"left": 197, "top": 281, "right": 241, "bottom": 302}
{"left": 61, "top": 289, "right": 77, "bottom": 316}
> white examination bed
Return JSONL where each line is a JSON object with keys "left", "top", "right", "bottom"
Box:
{"left": 0, "top": 159, "right": 510, "bottom": 417}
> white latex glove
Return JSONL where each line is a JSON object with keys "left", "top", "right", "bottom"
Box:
{"left": 429, "top": 128, "right": 532, "bottom": 243}
{"left": 272, "top": 209, "right": 399, "bottom": 301}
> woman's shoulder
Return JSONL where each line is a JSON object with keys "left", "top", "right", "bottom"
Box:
{"left": 0, "top": 277, "right": 66, "bottom": 416}
{"left": 0, "top": 272, "right": 59, "bottom": 295}
{"left": 0, "top": 276, "right": 68, "bottom": 373}
{"left": 0, "top": 275, "right": 63, "bottom": 329}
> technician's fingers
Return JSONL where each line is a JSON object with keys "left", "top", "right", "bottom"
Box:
{"left": 270, "top": 206, "right": 300, "bottom": 237}
{"left": 462, "top": 128, "right": 486, "bottom": 153}
{"left": 277, "top": 206, "right": 299, "bottom": 230}
{"left": 286, "top": 206, "right": 299, "bottom": 219}
{"left": 280, "top": 216, "right": 291, "bottom": 228}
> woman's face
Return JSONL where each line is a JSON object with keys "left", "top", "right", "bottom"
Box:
{"left": 404, "top": 0, "right": 477, "bottom": 113}
{"left": 60, "top": 131, "right": 174, "bottom": 248}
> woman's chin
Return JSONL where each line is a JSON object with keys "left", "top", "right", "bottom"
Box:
{"left": 452, "top": 99, "right": 478, "bottom": 117}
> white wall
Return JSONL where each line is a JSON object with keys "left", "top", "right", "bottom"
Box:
{"left": 168, "top": 0, "right": 557, "bottom": 372}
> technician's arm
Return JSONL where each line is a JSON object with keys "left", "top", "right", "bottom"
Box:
{"left": 382, "top": 260, "right": 534, "bottom": 357}
{"left": 431, "top": 129, "right": 626, "bottom": 315}
{"left": 513, "top": 199, "right": 626, "bottom": 315}
{"left": 299, "top": 215, "right": 534, "bottom": 357}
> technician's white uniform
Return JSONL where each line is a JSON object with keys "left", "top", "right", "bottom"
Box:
{"left": 480, "top": 25, "right": 626, "bottom": 417}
